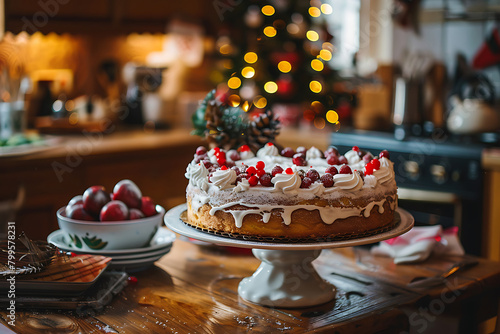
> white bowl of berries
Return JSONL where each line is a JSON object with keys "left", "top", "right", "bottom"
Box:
{"left": 56, "top": 180, "right": 164, "bottom": 251}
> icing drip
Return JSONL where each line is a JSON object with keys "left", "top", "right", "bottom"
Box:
{"left": 257, "top": 144, "right": 279, "bottom": 158}
{"left": 191, "top": 195, "right": 210, "bottom": 212}
{"left": 271, "top": 171, "right": 302, "bottom": 195}
{"left": 306, "top": 146, "right": 323, "bottom": 160}
{"left": 209, "top": 195, "right": 396, "bottom": 228}
{"left": 185, "top": 162, "right": 209, "bottom": 191}
{"left": 333, "top": 172, "right": 363, "bottom": 191}
{"left": 211, "top": 168, "right": 237, "bottom": 190}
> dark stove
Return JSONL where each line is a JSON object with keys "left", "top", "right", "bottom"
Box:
{"left": 331, "top": 129, "right": 489, "bottom": 255}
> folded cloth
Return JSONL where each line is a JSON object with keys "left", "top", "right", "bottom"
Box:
{"left": 371, "top": 226, "right": 464, "bottom": 264}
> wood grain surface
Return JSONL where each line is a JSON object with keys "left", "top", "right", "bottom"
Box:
{"left": 1, "top": 229, "right": 500, "bottom": 333}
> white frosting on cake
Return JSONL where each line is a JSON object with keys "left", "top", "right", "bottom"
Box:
{"left": 306, "top": 146, "right": 323, "bottom": 160}
{"left": 271, "top": 171, "right": 301, "bottom": 195}
{"left": 185, "top": 162, "right": 209, "bottom": 192}
{"left": 211, "top": 168, "right": 237, "bottom": 190}
{"left": 257, "top": 143, "right": 279, "bottom": 158}
{"left": 185, "top": 146, "right": 398, "bottom": 228}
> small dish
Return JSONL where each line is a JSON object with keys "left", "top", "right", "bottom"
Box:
{"left": 56, "top": 205, "right": 166, "bottom": 251}
{"left": 0, "top": 255, "right": 111, "bottom": 296}
{"left": 48, "top": 227, "right": 175, "bottom": 255}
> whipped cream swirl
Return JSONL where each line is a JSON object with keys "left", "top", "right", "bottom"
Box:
{"left": 306, "top": 146, "right": 323, "bottom": 160}
{"left": 211, "top": 168, "right": 237, "bottom": 190}
{"left": 272, "top": 171, "right": 302, "bottom": 195}
{"left": 233, "top": 178, "right": 250, "bottom": 193}
{"left": 373, "top": 157, "right": 394, "bottom": 184}
{"left": 344, "top": 149, "right": 361, "bottom": 165}
{"left": 257, "top": 144, "right": 279, "bottom": 158}
{"left": 363, "top": 175, "right": 377, "bottom": 188}
{"left": 333, "top": 172, "right": 363, "bottom": 191}
{"left": 240, "top": 150, "right": 255, "bottom": 160}
{"left": 185, "top": 162, "right": 209, "bottom": 192}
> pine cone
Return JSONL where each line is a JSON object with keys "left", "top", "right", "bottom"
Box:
{"left": 204, "top": 95, "right": 247, "bottom": 150}
{"left": 246, "top": 109, "right": 281, "bottom": 152}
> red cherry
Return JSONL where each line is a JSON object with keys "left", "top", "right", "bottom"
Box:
{"left": 129, "top": 208, "right": 145, "bottom": 220}
{"left": 256, "top": 161, "right": 265, "bottom": 170}
{"left": 326, "top": 155, "right": 339, "bottom": 165}
{"left": 362, "top": 154, "right": 373, "bottom": 164}
{"left": 379, "top": 150, "right": 390, "bottom": 159}
{"left": 271, "top": 166, "right": 284, "bottom": 176}
{"left": 365, "top": 164, "right": 374, "bottom": 175}
{"left": 66, "top": 204, "right": 95, "bottom": 221}
{"left": 259, "top": 173, "right": 273, "bottom": 186}
{"left": 266, "top": 142, "right": 273, "bottom": 147}
{"left": 281, "top": 147, "right": 295, "bottom": 157}
{"left": 100, "top": 200, "right": 129, "bottom": 222}
{"left": 325, "top": 166, "right": 338, "bottom": 175}
{"left": 248, "top": 175, "right": 259, "bottom": 186}
{"left": 292, "top": 155, "right": 306, "bottom": 166}
{"left": 256, "top": 169, "right": 266, "bottom": 177}
{"left": 300, "top": 177, "right": 312, "bottom": 188}
{"left": 320, "top": 174, "right": 334, "bottom": 187}
{"left": 112, "top": 179, "right": 142, "bottom": 209}
{"left": 306, "top": 169, "right": 320, "bottom": 182}
{"left": 325, "top": 146, "right": 339, "bottom": 156}
{"left": 371, "top": 158, "right": 381, "bottom": 170}
{"left": 339, "top": 165, "right": 352, "bottom": 174}
{"left": 196, "top": 146, "right": 207, "bottom": 156}
{"left": 338, "top": 156, "right": 348, "bottom": 165}
{"left": 246, "top": 166, "right": 257, "bottom": 175}
{"left": 285, "top": 168, "right": 294, "bottom": 174}
{"left": 214, "top": 147, "right": 220, "bottom": 153}
{"left": 67, "top": 195, "right": 83, "bottom": 208}
{"left": 238, "top": 145, "right": 250, "bottom": 152}
{"left": 216, "top": 151, "right": 226, "bottom": 166}
{"left": 141, "top": 196, "right": 157, "bottom": 217}
{"left": 352, "top": 146, "right": 359, "bottom": 152}
{"left": 221, "top": 165, "right": 228, "bottom": 170}
{"left": 227, "top": 150, "right": 241, "bottom": 161}
{"left": 83, "top": 186, "right": 111, "bottom": 217}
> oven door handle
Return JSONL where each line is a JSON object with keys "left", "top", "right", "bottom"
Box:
{"left": 397, "top": 187, "right": 458, "bottom": 204}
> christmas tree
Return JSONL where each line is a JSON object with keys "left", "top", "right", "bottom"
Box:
{"left": 210, "top": 0, "right": 341, "bottom": 130}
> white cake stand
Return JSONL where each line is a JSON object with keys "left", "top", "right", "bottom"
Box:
{"left": 164, "top": 204, "right": 414, "bottom": 308}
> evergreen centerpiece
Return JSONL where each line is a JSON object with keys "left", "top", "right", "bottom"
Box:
{"left": 192, "top": 89, "right": 281, "bottom": 151}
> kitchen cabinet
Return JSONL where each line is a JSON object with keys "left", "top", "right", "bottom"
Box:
{"left": 0, "top": 129, "right": 201, "bottom": 240}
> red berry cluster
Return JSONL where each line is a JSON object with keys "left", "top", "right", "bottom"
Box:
{"left": 364, "top": 158, "right": 380, "bottom": 175}
{"left": 213, "top": 147, "right": 226, "bottom": 166}
{"left": 236, "top": 161, "right": 272, "bottom": 187}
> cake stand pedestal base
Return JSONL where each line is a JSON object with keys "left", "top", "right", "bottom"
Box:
{"left": 165, "top": 204, "right": 414, "bottom": 309}
{"left": 238, "top": 249, "right": 336, "bottom": 308}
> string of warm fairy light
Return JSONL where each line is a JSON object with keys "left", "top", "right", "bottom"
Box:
{"left": 217, "top": 1, "right": 339, "bottom": 127}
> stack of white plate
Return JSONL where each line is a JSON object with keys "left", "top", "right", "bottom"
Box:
{"left": 47, "top": 228, "right": 175, "bottom": 273}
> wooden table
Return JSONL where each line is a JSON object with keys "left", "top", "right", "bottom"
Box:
{"left": 1, "top": 230, "right": 500, "bottom": 333}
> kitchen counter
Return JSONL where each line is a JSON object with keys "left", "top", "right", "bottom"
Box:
{"left": 1, "top": 235, "right": 499, "bottom": 333}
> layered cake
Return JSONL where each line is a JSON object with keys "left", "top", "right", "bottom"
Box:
{"left": 184, "top": 143, "right": 398, "bottom": 240}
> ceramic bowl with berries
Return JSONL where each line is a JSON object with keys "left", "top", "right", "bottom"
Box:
{"left": 56, "top": 180, "right": 164, "bottom": 251}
